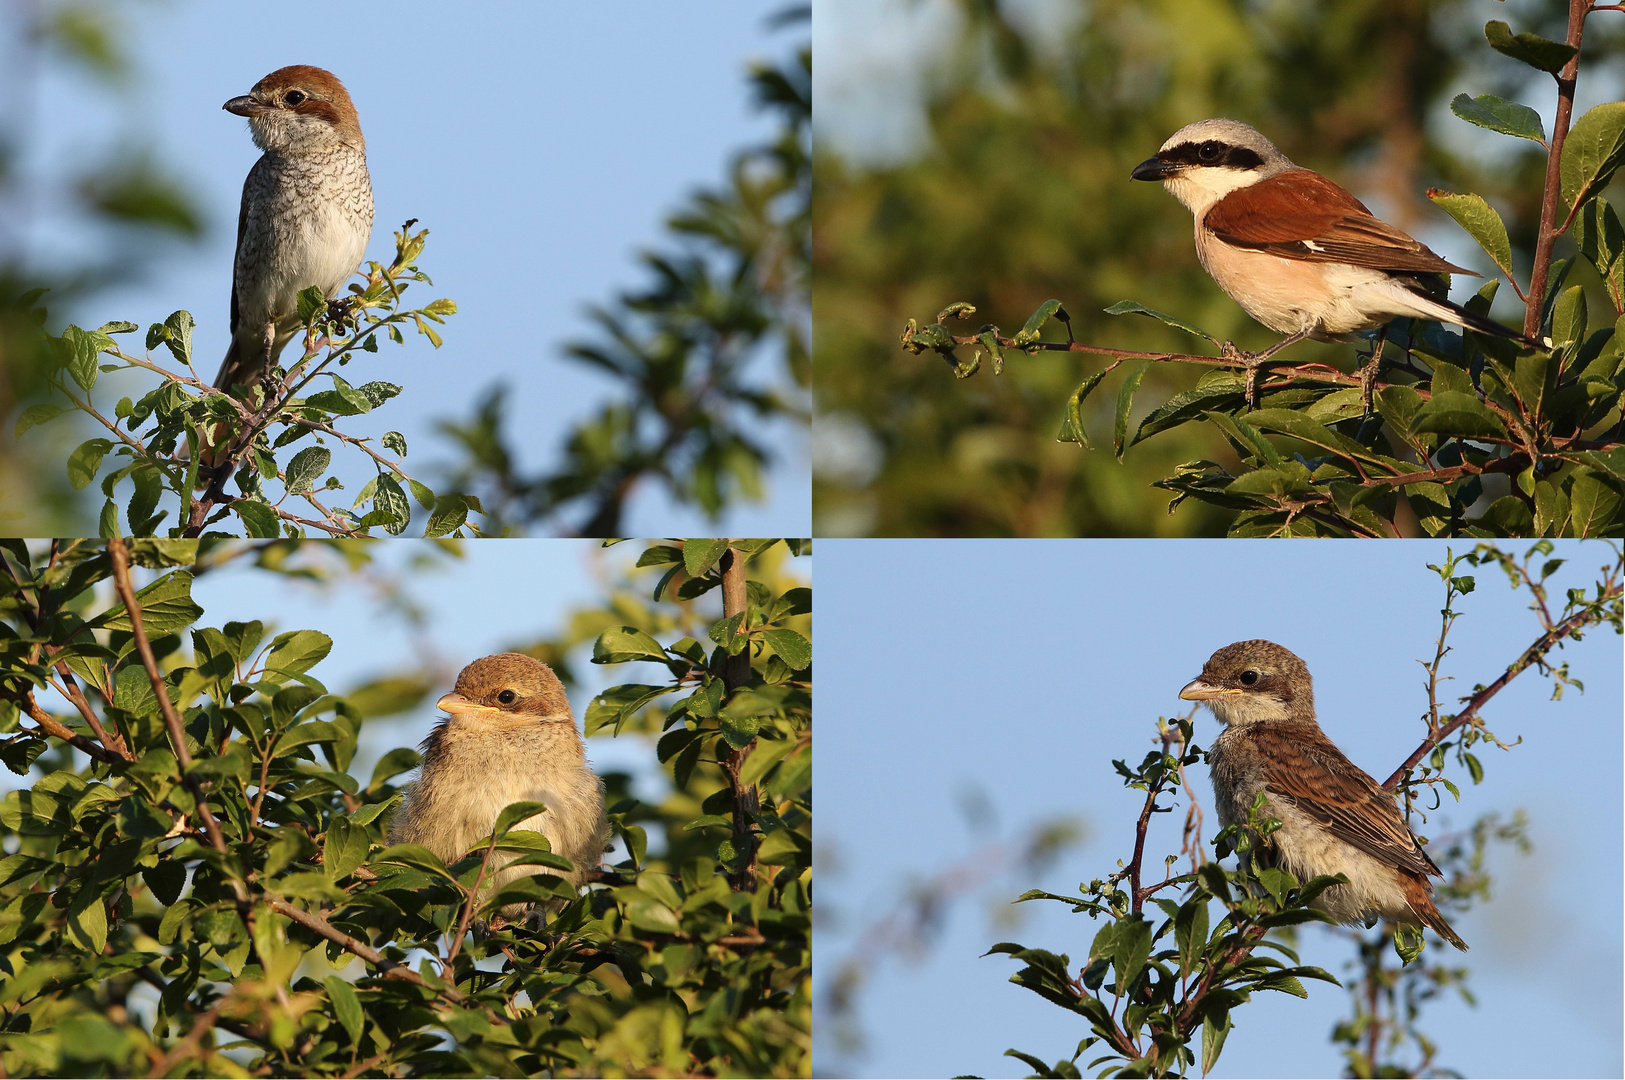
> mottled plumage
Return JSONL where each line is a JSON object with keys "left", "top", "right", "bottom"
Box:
{"left": 389, "top": 654, "right": 609, "bottom": 914}
{"left": 218, "top": 65, "right": 373, "bottom": 393}
{"left": 1180, "top": 639, "right": 1467, "bottom": 950}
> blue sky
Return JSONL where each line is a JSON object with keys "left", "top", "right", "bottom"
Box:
{"left": 10, "top": 2, "right": 808, "bottom": 535}
{"left": 816, "top": 539, "right": 1623, "bottom": 1079}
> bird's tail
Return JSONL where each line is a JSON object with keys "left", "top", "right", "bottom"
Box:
{"left": 1403, "top": 287, "right": 1552, "bottom": 352}
{"left": 1401, "top": 871, "right": 1469, "bottom": 951}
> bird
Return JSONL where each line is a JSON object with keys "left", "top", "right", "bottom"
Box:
{"left": 216, "top": 65, "right": 374, "bottom": 397}
{"left": 389, "top": 653, "right": 610, "bottom": 916}
{"left": 1130, "top": 118, "right": 1548, "bottom": 379}
{"left": 1178, "top": 639, "right": 1468, "bottom": 951}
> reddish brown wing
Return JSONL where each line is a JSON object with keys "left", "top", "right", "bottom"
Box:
{"left": 1255, "top": 723, "right": 1443, "bottom": 880}
{"left": 1205, "top": 169, "right": 1476, "bottom": 276}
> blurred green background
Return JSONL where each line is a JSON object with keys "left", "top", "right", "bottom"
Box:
{"left": 812, "top": 0, "right": 1624, "bottom": 537}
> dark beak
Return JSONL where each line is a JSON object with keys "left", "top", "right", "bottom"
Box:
{"left": 223, "top": 95, "right": 269, "bottom": 117}
{"left": 1130, "top": 156, "right": 1177, "bottom": 182}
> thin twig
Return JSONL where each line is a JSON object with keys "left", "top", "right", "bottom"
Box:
{"left": 107, "top": 539, "right": 247, "bottom": 902}
{"left": 1381, "top": 576, "right": 1622, "bottom": 789}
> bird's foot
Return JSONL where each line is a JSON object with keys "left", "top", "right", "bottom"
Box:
{"left": 1357, "top": 329, "right": 1387, "bottom": 418}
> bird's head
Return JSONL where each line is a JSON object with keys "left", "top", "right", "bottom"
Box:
{"left": 436, "top": 653, "right": 573, "bottom": 731}
{"left": 1178, "top": 638, "right": 1316, "bottom": 727}
{"left": 224, "top": 65, "right": 363, "bottom": 155}
{"left": 1130, "top": 118, "right": 1294, "bottom": 217}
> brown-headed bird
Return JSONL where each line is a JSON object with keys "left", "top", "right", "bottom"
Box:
{"left": 389, "top": 654, "right": 609, "bottom": 911}
{"left": 1179, "top": 639, "right": 1467, "bottom": 950}
{"left": 218, "top": 65, "right": 374, "bottom": 394}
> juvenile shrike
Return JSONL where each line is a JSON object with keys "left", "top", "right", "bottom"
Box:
{"left": 1180, "top": 639, "right": 1468, "bottom": 951}
{"left": 390, "top": 653, "right": 609, "bottom": 916}
{"left": 1132, "top": 118, "right": 1547, "bottom": 376}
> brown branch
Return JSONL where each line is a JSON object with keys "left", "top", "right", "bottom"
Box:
{"left": 715, "top": 543, "right": 762, "bottom": 892}
{"left": 444, "top": 837, "right": 500, "bottom": 966}
{"left": 107, "top": 539, "right": 247, "bottom": 902}
{"left": 0, "top": 688, "right": 127, "bottom": 765}
{"left": 1524, "top": 0, "right": 1591, "bottom": 339}
{"left": 1381, "top": 577, "right": 1623, "bottom": 789}
{"left": 263, "top": 897, "right": 464, "bottom": 1004}
{"left": 46, "top": 665, "right": 131, "bottom": 760}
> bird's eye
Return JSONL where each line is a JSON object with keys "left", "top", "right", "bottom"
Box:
{"left": 1198, "top": 141, "right": 1222, "bottom": 162}
{"left": 1239, "top": 669, "right": 1260, "bottom": 686}
{"left": 284, "top": 90, "right": 307, "bottom": 106}
{"left": 496, "top": 689, "right": 517, "bottom": 705}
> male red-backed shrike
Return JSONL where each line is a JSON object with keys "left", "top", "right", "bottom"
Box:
{"left": 1180, "top": 639, "right": 1468, "bottom": 952}
{"left": 218, "top": 65, "right": 374, "bottom": 394}
{"left": 1131, "top": 118, "right": 1547, "bottom": 370}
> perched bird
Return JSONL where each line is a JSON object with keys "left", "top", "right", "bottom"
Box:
{"left": 217, "top": 65, "right": 374, "bottom": 394}
{"left": 1131, "top": 118, "right": 1547, "bottom": 358}
{"left": 1179, "top": 639, "right": 1467, "bottom": 951}
{"left": 389, "top": 654, "right": 609, "bottom": 913}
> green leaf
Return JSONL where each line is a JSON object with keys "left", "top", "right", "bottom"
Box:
{"left": 1427, "top": 190, "right": 1514, "bottom": 283}
{"left": 296, "top": 285, "right": 327, "bottom": 324}
{"left": 65, "top": 888, "right": 108, "bottom": 955}
{"left": 1012, "top": 299, "right": 1067, "bottom": 347}
{"left": 1114, "top": 362, "right": 1150, "bottom": 461}
{"left": 283, "top": 446, "right": 331, "bottom": 494}
{"left": 99, "top": 570, "right": 203, "bottom": 634}
{"left": 371, "top": 474, "right": 410, "bottom": 536}
{"left": 67, "top": 439, "right": 113, "bottom": 491}
{"left": 422, "top": 495, "right": 467, "bottom": 538}
{"left": 143, "top": 860, "right": 186, "bottom": 906}
{"left": 323, "top": 817, "right": 369, "bottom": 882}
{"left": 61, "top": 324, "right": 115, "bottom": 391}
{"left": 1560, "top": 102, "right": 1625, "bottom": 217}
{"left": 381, "top": 431, "right": 407, "bottom": 458}
{"left": 592, "top": 626, "right": 668, "bottom": 665}
{"left": 159, "top": 310, "right": 195, "bottom": 367}
{"left": 1449, "top": 93, "right": 1545, "bottom": 143}
{"left": 1103, "top": 300, "right": 1217, "bottom": 343}
{"left": 1056, "top": 369, "right": 1109, "bottom": 448}
{"left": 493, "top": 800, "right": 548, "bottom": 838}
{"left": 14, "top": 403, "right": 64, "bottom": 438}
{"left": 264, "top": 629, "right": 333, "bottom": 680}
{"left": 1568, "top": 470, "right": 1623, "bottom": 537}
{"left": 234, "top": 499, "right": 279, "bottom": 538}
{"left": 1484, "top": 20, "right": 1577, "bottom": 74}
{"left": 1412, "top": 391, "right": 1508, "bottom": 439}
{"left": 324, "top": 976, "right": 364, "bottom": 1045}
{"left": 682, "top": 538, "right": 730, "bottom": 578}
{"left": 760, "top": 627, "right": 811, "bottom": 671}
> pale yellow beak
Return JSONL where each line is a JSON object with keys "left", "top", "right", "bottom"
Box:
{"left": 436, "top": 691, "right": 497, "bottom": 716}
{"left": 1178, "top": 678, "right": 1239, "bottom": 701}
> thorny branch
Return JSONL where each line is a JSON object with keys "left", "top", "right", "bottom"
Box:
{"left": 1381, "top": 549, "right": 1622, "bottom": 789}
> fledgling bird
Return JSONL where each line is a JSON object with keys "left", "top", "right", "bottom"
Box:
{"left": 1179, "top": 639, "right": 1468, "bottom": 951}
{"left": 1131, "top": 118, "right": 1548, "bottom": 361}
{"left": 389, "top": 654, "right": 609, "bottom": 913}
{"left": 217, "top": 64, "right": 374, "bottom": 395}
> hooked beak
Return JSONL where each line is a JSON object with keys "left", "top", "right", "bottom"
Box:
{"left": 435, "top": 691, "right": 496, "bottom": 716}
{"left": 1130, "top": 156, "right": 1179, "bottom": 182}
{"left": 223, "top": 95, "right": 272, "bottom": 117}
{"left": 1178, "top": 677, "right": 1238, "bottom": 701}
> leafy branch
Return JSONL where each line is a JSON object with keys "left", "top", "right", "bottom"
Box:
{"left": 15, "top": 223, "right": 480, "bottom": 539}
{"left": 905, "top": 4, "right": 1625, "bottom": 538}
